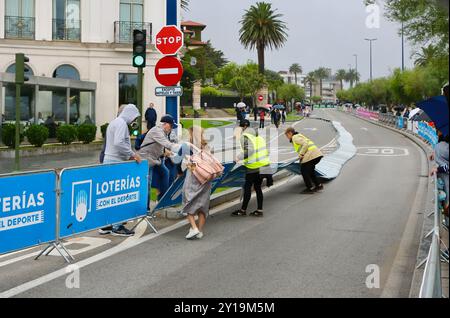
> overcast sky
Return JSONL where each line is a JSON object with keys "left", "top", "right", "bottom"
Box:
{"left": 183, "top": 0, "right": 416, "bottom": 83}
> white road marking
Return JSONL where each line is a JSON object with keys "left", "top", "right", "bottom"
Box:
{"left": 0, "top": 237, "right": 111, "bottom": 268}
{"left": 0, "top": 174, "right": 300, "bottom": 298}
{"left": 356, "top": 147, "right": 410, "bottom": 157}
{"left": 361, "top": 128, "right": 369, "bottom": 131}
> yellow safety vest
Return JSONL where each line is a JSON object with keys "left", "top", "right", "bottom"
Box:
{"left": 293, "top": 134, "right": 318, "bottom": 153}
{"left": 241, "top": 133, "right": 271, "bottom": 169}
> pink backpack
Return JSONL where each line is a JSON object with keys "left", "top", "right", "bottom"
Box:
{"left": 189, "top": 144, "right": 224, "bottom": 185}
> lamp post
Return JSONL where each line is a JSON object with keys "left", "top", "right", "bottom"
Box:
{"left": 353, "top": 54, "right": 358, "bottom": 84}
{"left": 401, "top": 21, "right": 405, "bottom": 71}
{"left": 365, "top": 38, "right": 377, "bottom": 82}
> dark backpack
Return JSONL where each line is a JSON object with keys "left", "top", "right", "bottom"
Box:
{"left": 135, "top": 132, "right": 148, "bottom": 150}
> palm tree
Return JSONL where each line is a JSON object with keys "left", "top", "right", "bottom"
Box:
{"left": 414, "top": 45, "right": 439, "bottom": 67}
{"left": 239, "top": 2, "right": 288, "bottom": 74}
{"left": 313, "top": 67, "right": 330, "bottom": 97}
{"left": 289, "top": 63, "right": 302, "bottom": 85}
{"left": 335, "top": 69, "right": 347, "bottom": 90}
{"left": 303, "top": 72, "right": 316, "bottom": 100}
{"left": 345, "top": 69, "right": 360, "bottom": 88}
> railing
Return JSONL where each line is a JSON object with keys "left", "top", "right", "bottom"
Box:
{"left": 114, "top": 21, "right": 152, "bottom": 44}
{"left": 52, "top": 19, "right": 81, "bottom": 41}
{"left": 4, "top": 16, "right": 35, "bottom": 40}
{"left": 339, "top": 105, "right": 447, "bottom": 298}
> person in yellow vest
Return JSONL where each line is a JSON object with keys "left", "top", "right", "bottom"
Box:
{"left": 232, "top": 120, "right": 271, "bottom": 217}
{"left": 285, "top": 127, "right": 324, "bottom": 194}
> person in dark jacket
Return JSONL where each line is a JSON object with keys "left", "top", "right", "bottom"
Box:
{"left": 145, "top": 102, "right": 158, "bottom": 130}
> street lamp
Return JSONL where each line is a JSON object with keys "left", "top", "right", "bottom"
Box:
{"left": 353, "top": 54, "right": 358, "bottom": 84}
{"left": 365, "top": 38, "right": 377, "bottom": 82}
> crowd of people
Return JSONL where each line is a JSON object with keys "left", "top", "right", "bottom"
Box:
{"left": 98, "top": 101, "right": 323, "bottom": 239}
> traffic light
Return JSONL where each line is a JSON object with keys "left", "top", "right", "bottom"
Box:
{"left": 133, "top": 30, "right": 147, "bottom": 68}
{"left": 15, "top": 53, "right": 30, "bottom": 84}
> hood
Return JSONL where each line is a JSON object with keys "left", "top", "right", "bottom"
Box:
{"left": 119, "top": 104, "right": 141, "bottom": 124}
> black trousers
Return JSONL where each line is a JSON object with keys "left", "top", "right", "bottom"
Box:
{"left": 300, "top": 157, "right": 323, "bottom": 189}
{"left": 242, "top": 172, "right": 263, "bottom": 211}
{"left": 259, "top": 119, "right": 265, "bottom": 129}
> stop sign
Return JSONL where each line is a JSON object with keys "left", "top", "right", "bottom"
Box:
{"left": 155, "top": 25, "right": 184, "bottom": 56}
{"left": 155, "top": 56, "right": 183, "bottom": 86}
{"left": 258, "top": 95, "right": 264, "bottom": 102}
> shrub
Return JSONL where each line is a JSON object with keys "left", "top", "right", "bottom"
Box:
{"left": 201, "top": 86, "right": 222, "bottom": 97}
{"left": 101, "top": 123, "right": 109, "bottom": 139}
{"left": 26, "top": 125, "right": 49, "bottom": 147}
{"left": 56, "top": 125, "right": 77, "bottom": 145}
{"left": 1, "top": 124, "right": 24, "bottom": 148}
{"left": 77, "top": 124, "right": 97, "bottom": 144}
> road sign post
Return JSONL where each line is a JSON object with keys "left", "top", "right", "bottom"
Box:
{"left": 165, "top": 0, "right": 179, "bottom": 127}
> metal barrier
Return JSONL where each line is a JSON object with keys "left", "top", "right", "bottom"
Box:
{"left": 339, "top": 106, "right": 446, "bottom": 298}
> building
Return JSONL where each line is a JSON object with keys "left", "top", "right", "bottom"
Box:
{"left": 278, "top": 71, "right": 306, "bottom": 87}
{"left": 181, "top": 20, "right": 206, "bottom": 50}
{"left": 308, "top": 76, "right": 341, "bottom": 103}
{"left": 0, "top": 0, "right": 180, "bottom": 133}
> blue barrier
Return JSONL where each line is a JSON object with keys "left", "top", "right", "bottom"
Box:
{"left": 59, "top": 161, "right": 149, "bottom": 238}
{"left": 154, "top": 162, "right": 236, "bottom": 212}
{"left": 0, "top": 171, "right": 57, "bottom": 255}
{"left": 418, "top": 122, "right": 439, "bottom": 147}
{"left": 397, "top": 116, "right": 405, "bottom": 129}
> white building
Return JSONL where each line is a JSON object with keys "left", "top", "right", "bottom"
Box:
{"left": 278, "top": 71, "right": 306, "bottom": 88}
{"left": 0, "top": 0, "right": 180, "bottom": 133}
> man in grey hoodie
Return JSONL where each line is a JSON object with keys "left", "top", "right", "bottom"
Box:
{"left": 100, "top": 104, "right": 142, "bottom": 237}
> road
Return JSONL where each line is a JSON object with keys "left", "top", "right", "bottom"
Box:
{"left": 0, "top": 109, "right": 427, "bottom": 298}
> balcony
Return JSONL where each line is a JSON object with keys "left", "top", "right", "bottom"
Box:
{"left": 53, "top": 19, "right": 81, "bottom": 41}
{"left": 4, "top": 16, "right": 35, "bottom": 40}
{"left": 114, "top": 21, "right": 152, "bottom": 44}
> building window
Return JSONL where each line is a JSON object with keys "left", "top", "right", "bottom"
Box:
{"left": 53, "top": 0, "right": 81, "bottom": 41}
{"left": 120, "top": 0, "right": 143, "bottom": 23}
{"left": 5, "top": 0, "right": 35, "bottom": 39}
{"left": 119, "top": 73, "right": 138, "bottom": 106}
{"left": 53, "top": 65, "right": 80, "bottom": 80}
{"left": 6, "top": 63, "right": 34, "bottom": 76}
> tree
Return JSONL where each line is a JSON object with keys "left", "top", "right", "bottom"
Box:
{"left": 289, "top": 63, "right": 303, "bottom": 85}
{"left": 335, "top": 69, "right": 347, "bottom": 90}
{"left": 303, "top": 72, "right": 316, "bottom": 100}
{"left": 311, "top": 96, "right": 322, "bottom": 104}
{"left": 181, "top": 41, "right": 228, "bottom": 85}
{"left": 345, "top": 69, "right": 360, "bottom": 88}
{"left": 414, "top": 44, "right": 441, "bottom": 67}
{"left": 229, "top": 63, "right": 266, "bottom": 104}
{"left": 215, "top": 63, "right": 240, "bottom": 87}
{"left": 313, "top": 67, "right": 330, "bottom": 97}
{"left": 277, "top": 84, "right": 305, "bottom": 107}
{"left": 239, "top": 2, "right": 288, "bottom": 74}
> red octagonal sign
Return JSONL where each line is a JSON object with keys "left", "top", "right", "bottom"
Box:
{"left": 155, "top": 56, "right": 183, "bottom": 87}
{"left": 155, "top": 25, "right": 184, "bottom": 56}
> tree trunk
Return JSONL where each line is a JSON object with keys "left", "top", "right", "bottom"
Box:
{"left": 320, "top": 79, "right": 323, "bottom": 97}
{"left": 257, "top": 43, "right": 265, "bottom": 74}
{"left": 294, "top": 73, "right": 298, "bottom": 85}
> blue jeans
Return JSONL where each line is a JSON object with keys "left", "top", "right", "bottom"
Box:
{"left": 152, "top": 163, "right": 170, "bottom": 201}
{"left": 147, "top": 166, "right": 153, "bottom": 212}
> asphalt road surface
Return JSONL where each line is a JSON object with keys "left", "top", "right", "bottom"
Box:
{"left": 0, "top": 109, "right": 427, "bottom": 298}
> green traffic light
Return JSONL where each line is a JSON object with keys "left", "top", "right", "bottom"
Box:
{"left": 134, "top": 55, "right": 145, "bottom": 67}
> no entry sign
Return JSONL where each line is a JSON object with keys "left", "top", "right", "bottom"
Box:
{"left": 155, "top": 25, "right": 184, "bottom": 56}
{"left": 155, "top": 56, "right": 183, "bottom": 87}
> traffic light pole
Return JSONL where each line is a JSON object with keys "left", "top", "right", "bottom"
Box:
{"left": 15, "top": 83, "right": 21, "bottom": 171}
{"left": 137, "top": 67, "right": 144, "bottom": 134}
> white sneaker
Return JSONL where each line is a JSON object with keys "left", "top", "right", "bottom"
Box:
{"left": 186, "top": 228, "right": 200, "bottom": 240}
{"left": 196, "top": 232, "right": 204, "bottom": 239}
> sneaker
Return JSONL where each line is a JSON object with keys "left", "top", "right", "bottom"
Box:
{"left": 231, "top": 210, "right": 247, "bottom": 217}
{"left": 314, "top": 184, "right": 324, "bottom": 192}
{"left": 98, "top": 226, "right": 113, "bottom": 235}
{"left": 111, "top": 225, "right": 135, "bottom": 237}
{"left": 301, "top": 188, "right": 315, "bottom": 194}
{"left": 196, "top": 232, "right": 204, "bottom": 239}
{"left": 186, "top": 228, "right": 200, "bottom": 240}
{"left": 250, "top": 210, "right": 264, "bottom": 217}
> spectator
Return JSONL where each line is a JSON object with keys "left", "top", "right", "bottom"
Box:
{"left": 282, "top": 109, "right": 286, "bottom": 125}
{"left": 432, "top": 133, "right": 449, "bottom": 218}
{"left": 182, "top": 127, "right": 213, "bottom": 240}
{"left": 138, "top": 115, "right": 183, "bottom": 210}
{"left": 100, "top": 105, "right": 127, "bottom": 164}
{"left": 259, "top": 110, "right": 265, "bottom": 129}
{"left": 100, "top": 104, "right": 142, "bottom": 237}
{"left": 44, "top": 114, "right": 57, "bottom": 138}
{"left": 145, "top": 102, "right": 158, "bottom": 131}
